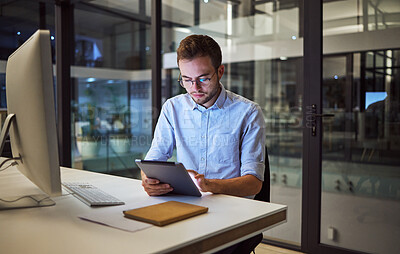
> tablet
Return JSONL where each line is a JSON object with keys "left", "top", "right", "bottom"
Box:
{"left": 135, "top": 160, "right": 202, "bottom": 197}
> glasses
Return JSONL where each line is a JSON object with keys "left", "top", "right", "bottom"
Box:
{"left": 178, "top": 71, "right": 217, "bottom": 88}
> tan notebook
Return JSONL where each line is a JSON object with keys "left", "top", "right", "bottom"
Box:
{"left": 123, "top": 201, "right": 208, "bottom": 226}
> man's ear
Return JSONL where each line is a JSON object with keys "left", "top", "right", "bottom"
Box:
{"left": 218, "top": 65, "right": 225, "bottom": 79}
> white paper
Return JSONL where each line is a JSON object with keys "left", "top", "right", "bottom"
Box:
{"left": 78, "top": 205, "right": 152, "bottom": 232}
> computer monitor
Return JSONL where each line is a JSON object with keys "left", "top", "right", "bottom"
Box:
{"left": 0, "top": 29, "right": 61, "bottom": 209}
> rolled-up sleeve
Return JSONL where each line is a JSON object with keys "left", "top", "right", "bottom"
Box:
{"left": 240, "top": 105, "right": 266, "bottom": 181}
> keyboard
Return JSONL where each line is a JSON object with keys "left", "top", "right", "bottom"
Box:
{"left": 62, "top": 182, "right": 125, "bottom": 207}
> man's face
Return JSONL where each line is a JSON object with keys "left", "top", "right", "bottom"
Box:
{"left": 178, "top": 56, "right": 224, "bottom": 109}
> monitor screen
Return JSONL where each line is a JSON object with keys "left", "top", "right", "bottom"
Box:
{"left": 365, "top": 91, "right": 387, "bottom": 110}
{"left": 2, "top": 29, "right": 61, "bottom": 202}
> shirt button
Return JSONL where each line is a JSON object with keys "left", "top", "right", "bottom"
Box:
{"left": 201, "top": 157, "right": 205, "bottom": 161}
{"left": 201, "top": 135, "right": 205, "bottom": 139}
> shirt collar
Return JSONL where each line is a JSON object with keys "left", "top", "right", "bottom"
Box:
{"left": 214, "top": 84, "right": 227, "bottom": 109}
{"left": 186, "top": 83, "right": 227, "bottom": 111}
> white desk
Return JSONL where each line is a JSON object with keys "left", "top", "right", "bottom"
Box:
{"left": 0, "top": 166, "right": 286, "bottom": 254}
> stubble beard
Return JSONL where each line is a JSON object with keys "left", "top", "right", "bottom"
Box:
{"left": 190, "top": 80, "right": 221, "bottom": 107}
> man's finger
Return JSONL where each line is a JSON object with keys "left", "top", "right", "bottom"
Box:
{"left": 147, "top": 186, "right": 173, "bottom": 196}
{"left": 145, "top": 178, "right": 160, "bottom": 184}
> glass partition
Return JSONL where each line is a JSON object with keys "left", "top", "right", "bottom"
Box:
{"left": 72, "top": 2, "right": 152, "bottom": 178}
{"left": 321, "top": 1, "right": 400, "bottom": 253}
{"left": 0, "top": 1, "right": 55, "bottom": 157}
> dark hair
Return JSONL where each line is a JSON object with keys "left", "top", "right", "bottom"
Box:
{"left": 177, "top": 35, "right": 222, "bottom": 69}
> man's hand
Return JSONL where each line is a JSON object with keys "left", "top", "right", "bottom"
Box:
{"left": 187, "top": 170, "right": 209, "bottom": 192}
{"left": 187, "top": 169, "right": 262, "bottom": 197}
{"left": 141, "top": 173, "right": 173, "bottom": 196}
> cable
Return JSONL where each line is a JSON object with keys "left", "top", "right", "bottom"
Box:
{"left": 0, "top": 195, "right": 51, "bottom": 205}
{"left": 0, "top": 157, "right": 17, "bottom": 168}
{"left": 0, "top": 156, "right": 22, "bottom": 172}
{"left": 0, "top": 192, "right": 71, "bottom": 206}
{"left": 0, "top": 161, "right": 18, "bottom": 172}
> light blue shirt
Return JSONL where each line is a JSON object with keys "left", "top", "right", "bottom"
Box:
{"left": 145, "top": 85, "right": 266, "bottom": 181}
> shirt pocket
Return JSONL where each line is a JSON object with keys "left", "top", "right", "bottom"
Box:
{"left": 210, "top": 133, "right": 240, "bottom": 163}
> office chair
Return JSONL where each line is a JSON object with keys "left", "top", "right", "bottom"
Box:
{"left": 215, "top": 147, "right": 271, "bottom": 254}
{"left": 243, "top": 146, "right": 271, "bottom": 253}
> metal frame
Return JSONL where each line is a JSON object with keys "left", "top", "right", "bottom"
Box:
{"left": 301, "top": 1, "right": 323, "bottom": 253}
{"left": 139, "top": 0, "right": 147, "bottom": 70}
{"left": 55, "top": 0, "right": 73, "bottom": 167}
{"left": 302, "top": 1, "right": 372, "bottom": 253}
{"left": 151, "top": 0, "right": 162, "bottom": 133}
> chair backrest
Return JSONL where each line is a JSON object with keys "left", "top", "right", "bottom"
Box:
{"left": 254, "top": 146, "right": 270, "bottom": 202}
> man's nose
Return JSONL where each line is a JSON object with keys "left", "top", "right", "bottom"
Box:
{"left": 193, "top": 80, "right": 202, "bottom": 90}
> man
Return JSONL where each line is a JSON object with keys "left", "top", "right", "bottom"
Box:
{"left": 142, "top": 35, "right": 266, "bottom": 198}
{"left": 143, "top": 34, "right": 266, "bottom": 196}
{"left": 142, "top": 34, "right": 266, "bottom": 253}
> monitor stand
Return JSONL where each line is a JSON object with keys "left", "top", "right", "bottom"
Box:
{"left": 0, "top": 114, "right": 55, "bottom": 210}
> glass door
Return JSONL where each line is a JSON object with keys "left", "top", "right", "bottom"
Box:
{"left": 320, "top": 53, "right": 400, "bottom": 253}
{"left": 319, "top": 1, "right": 400, "bottom": 253}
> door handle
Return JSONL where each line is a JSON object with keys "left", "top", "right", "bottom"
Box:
{"left": 309, "top": 105, "right": 335, "bottom": 136}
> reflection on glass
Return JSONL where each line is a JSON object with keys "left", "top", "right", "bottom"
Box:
{"left": 323, "top": 0, "right": 400, "bottom": 36}
{"left": 74, "top": 3, "right": 151, "bottom": 70}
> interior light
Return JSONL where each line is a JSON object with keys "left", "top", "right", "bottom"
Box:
{"left": 174, "top": 27, "right": 191, "bottom": 34}
{"left": 87, "top": 78, "right": 96, "bottom": 82}
{"left": 227, "top": 3, "right": 232, "bottom": 36}
{"left": 334, "top": 75, "right": 338, "bottom": 80}
{"left": 280, "top": 56, "right": 288, "bottom": 61}
{"left": 51, "top": 36, "right": 55, "bottom": 40}
{"left": 17, "top": 31, "right": 21, "bottom": 36}
{"left": 291, "top": 35, "right": 297, "bottom": 40}
{"left": 204, "top": 0, "right": 209, "bottom": 3}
